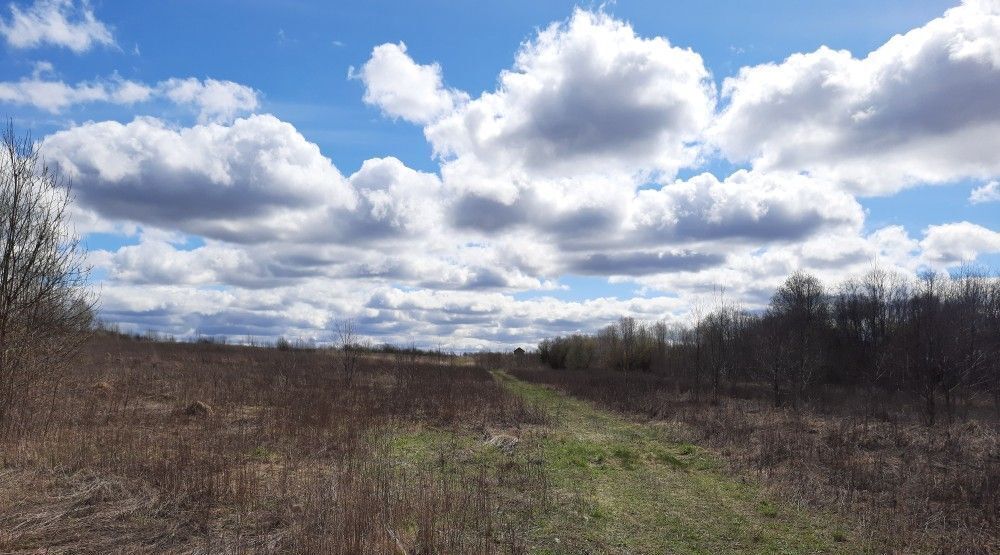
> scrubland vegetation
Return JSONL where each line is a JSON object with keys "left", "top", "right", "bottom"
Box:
{"left": 527, "top": 268, "right": 1000, "bottom": 553}
{"left": 1, "top": 334, "right": 549, "bottom": 553}
{"left": 1, "top": 333, "right": 867, "bottom": 554}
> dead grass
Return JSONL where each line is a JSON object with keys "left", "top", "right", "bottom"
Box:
{"left": 0, "top": 333, "right": 546, "bottom": 554}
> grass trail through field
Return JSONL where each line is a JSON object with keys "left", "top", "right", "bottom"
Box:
{"left": 497, "top": 371, "right": 862, "bottom": 554}
{"left": 392, "top": 371, "right": 862, "bottom": 554}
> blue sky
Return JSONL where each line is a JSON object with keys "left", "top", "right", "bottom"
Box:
{"left": 1, "top": 0, "right": 998, "bottom": 348}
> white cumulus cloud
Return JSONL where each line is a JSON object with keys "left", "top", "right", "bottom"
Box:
{"left": 353, "top": 42, "right": 468, "bottom": 124}
{"left": 711, "top": 0, "right": 1000, "bottom": 194}
{"left": 160, "top": 77, "right": 261, "bottom": 123}
{"left": 0, "top": 0, "right": 113, "bottom": 52}
{"left": 969, "top": 180, "right": 1000, "bottom": 204}
{"left": 920, "top": 221, "right": 1000, "bottom": 265}
{"left": 41, "top": 115, "right": 356, "bottom": 243}
{"left": 425, "top": 9, "right": 715, "bottom": 186}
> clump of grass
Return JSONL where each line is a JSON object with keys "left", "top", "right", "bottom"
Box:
{"left": 758, "top": 500, "right": 779, "bottom": 518}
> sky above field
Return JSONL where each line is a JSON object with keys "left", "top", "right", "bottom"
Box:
{"left": 2, "top": 0, "right": 999, "bottom": 349}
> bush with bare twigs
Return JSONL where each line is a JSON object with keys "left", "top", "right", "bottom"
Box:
{"left": 0, "top": 123, "right": 93, "bottom": 440}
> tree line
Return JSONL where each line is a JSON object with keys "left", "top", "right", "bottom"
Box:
{"left": 537, "top": 268, "right": 1000, "bottom": 424}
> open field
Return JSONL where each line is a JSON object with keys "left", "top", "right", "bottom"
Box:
{"left": 0, "top": 334, "right": 543, "bottom": 554}
{"left": 0, "top": 333, "right": 889, "bottom": 554}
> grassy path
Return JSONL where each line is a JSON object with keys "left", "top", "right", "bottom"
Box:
{"left": 495, "top": 371, "right": 859, "bottom": 555}
{"left": 392, "top": 371, "right": 863, "bottom": 554}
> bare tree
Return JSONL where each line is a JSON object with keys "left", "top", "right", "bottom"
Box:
{"left": 987, "top": 278, "right": 1000, "bottom": 417}
{"left": 753, "top": 311, "right": 789, "bottom": 407}
{"left": 688, "top": 304, "right": 706, "bottom": 401}
{"left": 0, "top": 123, "right": 93, "bottom": 437}
{"left": 334, "top": 318, "right": 360, "bottom": 383}
{"left": 700, "top": 294, "right": 750, "bottom": 404}
{"left": 897, "top": 272, "right": 949, "bottom": 424}
{"left": 765, "top": 271, "right": 829, "bottom": 408}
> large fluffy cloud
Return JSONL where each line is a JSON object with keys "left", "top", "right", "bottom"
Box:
{"left": 711, "top": 0, "right": 1000, "bottom": 194}
{"left": 160, "top": 78, "right": 261, "bottom": 122}
{"left": 42, "top": 115, "right": 357, "bottom": 243}
{"left": 627, "top": 170, "right": 862, "bottom": 245}
{"left": 425, "top": 9, "right": 715, "bottom": 188}
{"left": 547, "top": 170, "right": 865, "bottom": 279}
{"left": 346, "top": 156, "right": 445, "bottom": 239}
{"left": 920, "top": 221, "right": 1000, "bottom": 265}
{"left": 435, "top": 168, "right": 863, "bottom": 274}
{"left": 0, "top": 0, "right": 113, "bottom": 52}
{"left": 352, "top": 9, "right": 868, "bottom": 281}
{"left": 352, "top": 42, "right": 468, "bottom": 124}
{"left": 43, "top": 116, "right": 463, "bottom": 249}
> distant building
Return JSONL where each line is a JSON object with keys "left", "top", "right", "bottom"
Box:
{"left": 513, "top": 347, "right": 525, "bottom": 355}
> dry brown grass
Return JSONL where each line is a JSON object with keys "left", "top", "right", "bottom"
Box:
{"left": 0, "top": 333, "right": 546, "bottom": 554}
{"left": 510, "top": 367, "right": 1000, "bottom": 554}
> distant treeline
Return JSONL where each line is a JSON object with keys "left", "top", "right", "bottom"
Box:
{"left": 538, "top": 268, "right": 1000, "bottom": 424}
{"left": 94, "top": 325, "right": 457, "bottom": 358}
